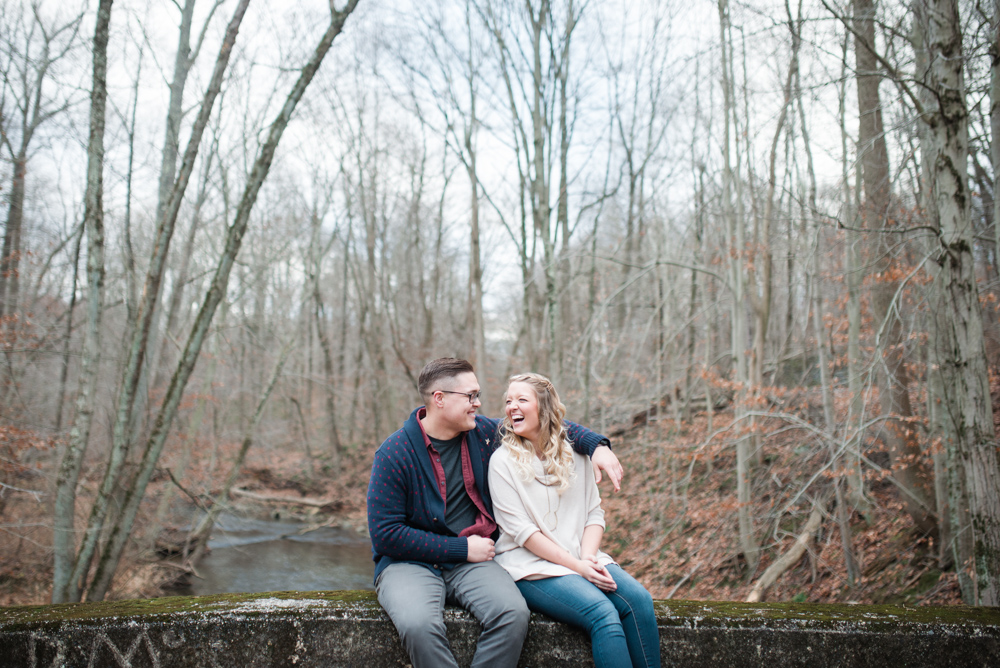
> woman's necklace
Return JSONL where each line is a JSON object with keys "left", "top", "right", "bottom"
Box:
{"left": 543, "top": 484, "right": 560, "bottom": 531}
{"left": 535, "top": 456, "right": 561, "bottom": 531}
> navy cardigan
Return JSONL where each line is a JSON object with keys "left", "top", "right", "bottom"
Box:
{"left": 366, "top": 408, "right": 608, "bottom": 582}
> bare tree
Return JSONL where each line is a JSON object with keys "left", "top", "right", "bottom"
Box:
{"left": 52, "top": 0, "right": 112, "bottom": 605}
{"left": 718, "top": 0, "right": 758, "bottom": 573}
{"left": 850, "top": 0, "right": 936, "bottom": 536}
{"left": 0, "top": 3, "right": 82, "bottom": 323}
{"left": 308, "top": 203, "right": 342, "bottom": 469}
{"left": 919, "top": 0, "right": 1000, "bottom": 606}
{"left": 59, "top": 0, "right": 252, "bottom": 604}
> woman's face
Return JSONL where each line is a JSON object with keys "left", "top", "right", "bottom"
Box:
{"left": 505, "top": 381, "right": 541, "bottom": 445}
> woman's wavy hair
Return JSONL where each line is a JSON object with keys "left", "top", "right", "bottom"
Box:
{"left": 500, "top": 373, "right": 575, "bottom": 493}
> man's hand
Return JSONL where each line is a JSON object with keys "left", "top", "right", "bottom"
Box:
{"left": 467, "top": 535, "right": 496, "bottom": 562}
{"left": 591, "top": 445, "right": 623, "bottom": 492}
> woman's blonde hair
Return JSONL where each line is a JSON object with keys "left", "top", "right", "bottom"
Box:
{"left": 500, "top": 373, "right": 575, "bottom": 493}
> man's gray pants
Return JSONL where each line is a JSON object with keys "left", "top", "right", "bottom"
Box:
{"left": 376, "top": 560, "right": 530, "bottom": 668}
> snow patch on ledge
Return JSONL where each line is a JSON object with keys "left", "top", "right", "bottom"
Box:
{"left": 223, "top": 597, "right": 328, "bottom": 613}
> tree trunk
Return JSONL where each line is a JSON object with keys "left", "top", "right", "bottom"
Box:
{"left": 463, "top": 0, "right": 487, "bottom": 378}
{"left": 855, "top": 0, "right": 936, "bottom": 536}
{"left": 0, "top": 153, "right": 26, "bottom": 322}
{"left": 68, "top": 0, "right": 252, "bottom": 603}
{"left": 81, "top": 0, "right": 359, "bottom": 601}
{"left": 0, "top": 8, "right": 84, "bottom": 322}
{"left": 528, "top": 0, "right": 554, "bottom": 374}
{"left": 554, "top": 0, "right": 577, "bottom": 384}
{"left": 51, "top": 0, "right": 113, "bottom": 604}
{"left": 310, "top": 212, "right": 342, "bottom": 470}
{"left": 54, "top": 223, "right": 85, "bottom": 434}
{"left": 922, "top": 0, "right": 1000, "bottom": 605}
{"left": 152, "top": 150, "right": 214, "bottom": 391}
{"left": 992, "top": 0, "right": 1000, "bottom": 273}
{"left": 746, "top": 498, "right": 826, "bottom": 602}
{"left": 719, "top": 0, "right": 758, "bottom": 573}
{"left": 838, "top": 26, "right": 867, "bottom": 512}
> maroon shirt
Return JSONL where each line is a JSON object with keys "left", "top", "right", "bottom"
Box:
{"left": 416, "top": 407, "right": 497, "bottom": 539}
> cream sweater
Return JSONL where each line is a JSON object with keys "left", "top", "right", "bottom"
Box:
{"left": 489, "top": 444, "right": 615, "bottom": 581}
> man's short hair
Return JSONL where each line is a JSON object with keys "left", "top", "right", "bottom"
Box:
{"left": 418, "top": 358, "right": 475, "bottom": 401}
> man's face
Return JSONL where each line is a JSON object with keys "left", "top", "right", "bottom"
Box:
{"left": 432, "top": 371, "right": 482, "bottom": 433}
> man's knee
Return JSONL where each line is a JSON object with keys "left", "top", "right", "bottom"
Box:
{"left": 484, "top": 569, "right": 529, "bottom": 616}
{"left": 392, "top": 607, "right": 448, "bottom": 647}
{"left": 500, "top": 592, "right": 531, "bottom": 630}
{"left": 483, "top": 587, "right": 530, "bottom": 644}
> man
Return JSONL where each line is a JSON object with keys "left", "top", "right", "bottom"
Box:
{"left": 367, "top": 358, "right": 622, "bottom": 668}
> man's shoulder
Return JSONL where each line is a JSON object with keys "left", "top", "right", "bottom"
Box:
{"left": 469, "top": 416, "right": 503, "bottom": 452}
{"left": 374, "top": 410, "right": 423, "bottom": 459}
{"left": 473, "top": 414, "right": 501, "bottom": 433}
{"left": 376, "top": 427, "right": 417, "bottom": 457}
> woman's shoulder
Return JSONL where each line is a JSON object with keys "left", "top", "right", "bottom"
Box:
{"left": 488, "top": 445, "right": 522, "bottom": 486}
{"left": 490, "top": 443, "right": 515, "bottom": 465}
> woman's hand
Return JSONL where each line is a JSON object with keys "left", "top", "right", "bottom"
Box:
{"left": 575, "top": 555, "right": 617, "bottom": 592}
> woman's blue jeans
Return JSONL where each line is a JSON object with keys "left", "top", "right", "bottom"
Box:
{"left": 515, "top": 564, "right": 660, "bottom": 668}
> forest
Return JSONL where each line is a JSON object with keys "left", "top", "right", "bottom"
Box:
{"left": 1, "top": 0, "right": 999, "bottom": 608}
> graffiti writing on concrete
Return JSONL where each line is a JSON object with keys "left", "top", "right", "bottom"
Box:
{"left": 86, "top": 630, "right": 160, "bottom": 668}
{"left": 28, "top": 633, "right": 65, "bottom": 667}
{"left": 26, "top": 628, "right": 184, "bottom": 668}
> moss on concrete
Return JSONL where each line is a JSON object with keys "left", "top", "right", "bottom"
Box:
{"left": 2, "top": 592, "right": 999, "bottom": 667}
{"left": 0, "top": 590, "right": 383, "bottom": 630}
{"left": 654, "top": 599, "right": 1000, "bottom": 628}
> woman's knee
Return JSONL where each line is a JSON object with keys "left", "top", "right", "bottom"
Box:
{"left": 630, "top": 584, "right": 654, "bottom": 609}
{"left": 609, "top": 568, "right": 653, "bottom": 608}
{"left": 583, "top": 597, "right": 624, "bottom": 633}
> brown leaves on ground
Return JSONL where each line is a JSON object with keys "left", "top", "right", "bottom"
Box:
{"left": 600, "top": 402, "right": 961, "bottom": 606}
{"left": 0, "top": 388, "right": 973, "bottom": 606}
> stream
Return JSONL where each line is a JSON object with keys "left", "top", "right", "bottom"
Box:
{"left": 173, "top": 513, "right": 374, "bottom": 596}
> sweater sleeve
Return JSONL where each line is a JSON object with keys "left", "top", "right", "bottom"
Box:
{"left": 582, "top": 453, "right": 607, "bottom": 529}
{"left": 488, "top": 451, "right": 542, "bottom": 547}
{"left": 366, "top": 448, "right": 468, "bottom": 563}
{"left": 563, "top": 420, "right": 610, "bottom": 457}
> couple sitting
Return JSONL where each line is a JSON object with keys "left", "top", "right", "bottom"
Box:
{"left": 366, "top": 358, "right": 659, "bottom": 668}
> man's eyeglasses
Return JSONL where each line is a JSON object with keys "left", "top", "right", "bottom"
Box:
{"left": 438, "top": 390, "right": 482, "bottom": 404}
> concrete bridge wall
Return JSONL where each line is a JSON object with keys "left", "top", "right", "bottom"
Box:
{"left": 1, "top": 591, "right": 998, "bottom": 667}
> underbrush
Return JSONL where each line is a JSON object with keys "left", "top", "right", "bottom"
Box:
{"left": 0, "top": 400, "right": 968, "bottom": 607}
{"left": 601, "top": 408, "right": 962, "bottom": 605}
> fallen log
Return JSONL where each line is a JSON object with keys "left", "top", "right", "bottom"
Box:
{"left": 746, "top": 502, "right": 825, "bottom": 603}
{"left": 230, "top": 487, "right": 339, "bottom": 509}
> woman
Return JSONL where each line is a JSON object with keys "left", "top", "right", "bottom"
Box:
{"left": 488, "top": 373, "right": 660, "bottom": 668}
